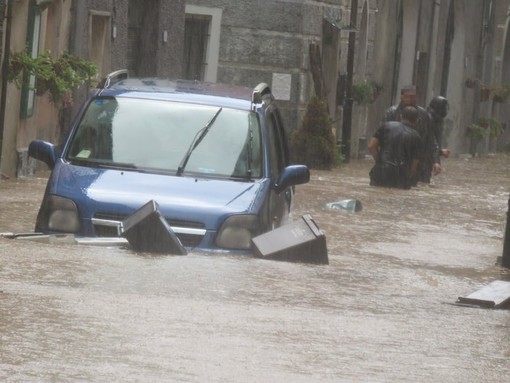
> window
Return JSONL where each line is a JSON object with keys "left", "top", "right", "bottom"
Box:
{"left": 20, "top": 1, "right": 41, "bottom": 119}
{"left": 184, "top": 5, "right": 222, "bottom": 82}
{"left": 68, "top": 97, "right": 262, "bottom": 179}
{"left": 183, "top": 15, "right": 210, "bottom": 81}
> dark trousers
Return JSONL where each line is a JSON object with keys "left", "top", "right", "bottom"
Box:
{"left": 369, "top": 163, "right": 412, "bottom": 189}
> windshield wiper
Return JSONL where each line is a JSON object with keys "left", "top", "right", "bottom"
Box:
{"left": 71, "top": 158, "right": 137, "bottom": 170}
{"left": 96, "top": 161, "right": 137, "bottom": 169}
{"left": 176, "top": 108, "right": 222, "bottom": 176}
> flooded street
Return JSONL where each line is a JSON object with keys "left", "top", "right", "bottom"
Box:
{"left": 1, "top": 155, "right": 509, "bottom": 382}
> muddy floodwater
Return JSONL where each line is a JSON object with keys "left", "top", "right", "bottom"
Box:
{"left": 1, "top": 155, "right": 509, "bottom": 382}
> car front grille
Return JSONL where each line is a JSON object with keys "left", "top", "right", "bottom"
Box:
{"left": 92, "top": 212, "right": 206, "bottom": 248}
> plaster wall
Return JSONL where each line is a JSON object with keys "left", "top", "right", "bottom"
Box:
{"left": 365, "top": 0, "right": 400, "bottom": 136}
{"left": 17, "top": 2, "right": 73, "bottom": 149}
{"left": 398, "top": 1, "right": 418, "bottom": 95}
{"left": 427, "top": 0, "right": 446, "bottom": 98}
{"left": 444, "top": 2, "right": 467, "bottom": 155}
{"left": 0, "top": 1, "right": 26, "bottom": 177}
{"left": 366, "top": 0, "right": 510, "bottom": 157}
{"left": 490, "top": 0, "right": 510, "bottom": 151}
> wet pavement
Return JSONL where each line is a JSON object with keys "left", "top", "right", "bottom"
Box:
{"left": 1, "top": 154, "right": 509, "bottom": 382}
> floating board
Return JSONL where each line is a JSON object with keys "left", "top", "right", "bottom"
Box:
{"left": 457, "top": 280, "right": 510, "bottom": 309}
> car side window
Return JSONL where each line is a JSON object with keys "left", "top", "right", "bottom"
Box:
{"left": 266, "top": 108, "right": 287, "bottom": 177}
{"left": 273, "top": 108, "right": 290, "bottom": 164}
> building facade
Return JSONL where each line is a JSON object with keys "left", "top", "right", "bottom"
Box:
{"left": 367, "top": 0, "right": 510, "bottom": 158}
{"left": 0, "top": 0, "right": 508, "bottom": 178}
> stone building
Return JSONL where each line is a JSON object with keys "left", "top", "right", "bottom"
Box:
{"left": 0, "top": 0, "right": 508, "bottom": 178}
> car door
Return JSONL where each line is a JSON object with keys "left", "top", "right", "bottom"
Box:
{"left": 266, "top": 106, "right": 293, "bottom": 229}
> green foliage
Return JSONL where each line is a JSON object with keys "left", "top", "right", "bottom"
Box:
{"left": 291, "top": 96, "right": 336, "bottom": 170}
{"left": 466, "top": 123, "right": 487, "bottom": 141}
{"left": 334, "top": 145, "right": 345, "bottom": 166}
{"left": 8, "top": 49, "right": 97, "bottom": 107}
{"left": 351, "top": 80, "right": 383, "bottom": 105}
{"left": 488, "top": 118, "right": 504, "bottom": 137}
{"left": 474, "top": 117, "right": 504, "bottom": 138}
{"left": 491, "top": 85, "right": 510, "bottom": 103}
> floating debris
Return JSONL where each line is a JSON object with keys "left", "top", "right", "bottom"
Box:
{"left": 252, "top": 214, "right": 328, "bottom": 265}
{"left": 456, "top": 280, "right": 510, "bottom": 309}
{"left": 326, "top": 199, "right": 362, "bottom": 213}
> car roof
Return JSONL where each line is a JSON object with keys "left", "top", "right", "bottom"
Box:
{"left": 96, "top": 70, "right": 275, "bottom": 111}
{"left": 98, "top": 78, "right": 255, "bottom": 110}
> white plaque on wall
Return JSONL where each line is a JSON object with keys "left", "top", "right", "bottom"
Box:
{"left": 271, "top": 73, "right": 292, "bottom": 101}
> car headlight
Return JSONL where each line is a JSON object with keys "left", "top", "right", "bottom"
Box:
{"left": 216, "top": 215, "right": 262, "bottom": 250}
{"left": 38, "top": 195, "right": 80, "bottom": 233}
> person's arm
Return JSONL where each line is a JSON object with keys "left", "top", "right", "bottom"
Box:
{"left": 431, "top": 131, "right": 442, "bottom": 174}
{"left": 433, "top": 162, "right": 442, "bottom": 175}
{"left": 368, "top": 137, "right": 380, "bottom": 160}
{"left": 432, "top": 130, "right": 442, "bottom": 164}
{"left": 409, "top": 134, "right": 422, "bottom": 184}
{"left": 440, "top": 148, "right": 450, "bottom": 158}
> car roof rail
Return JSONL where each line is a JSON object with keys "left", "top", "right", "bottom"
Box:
{"left": 252, "top": 83, "right": 274, "bottom": 105}
{"left": 97, "top": 69, "right": 129, "bottom": 89}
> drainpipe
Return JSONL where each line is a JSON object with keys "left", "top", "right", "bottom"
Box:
{"left": 0, "top": 0, "right": 13, "bottom": 163}
{"left": 341, "top": 0, "right": 358, "bottom": 163}
{"left": 502, "top": 196, "right": 510, "bottom": 268}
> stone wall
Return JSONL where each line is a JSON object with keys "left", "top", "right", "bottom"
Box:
{"left": 186, "top": 0, "right": 372, "bottom": 139}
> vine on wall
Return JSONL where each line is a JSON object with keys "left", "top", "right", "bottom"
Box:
{"left": 8, "top": 50, "right": 97, "bottom": 107}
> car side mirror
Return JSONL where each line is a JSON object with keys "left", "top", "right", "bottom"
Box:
{"left": 274, "top": 165, "right": 310, "bottom": 194}
{"left": 29, "top": 140, "right": 57, "bottom": 170}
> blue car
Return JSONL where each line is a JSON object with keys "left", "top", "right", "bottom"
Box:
{"left": 29, "top": 71, "right": 310, "bottom": 253}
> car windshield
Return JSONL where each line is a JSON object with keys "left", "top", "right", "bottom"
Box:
{"left": 67, "top": 96, "right": 262, "bottom": 179}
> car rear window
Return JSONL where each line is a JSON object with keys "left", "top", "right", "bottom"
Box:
{"left": 67, "top": 96, "right": 262, "bottom": 179}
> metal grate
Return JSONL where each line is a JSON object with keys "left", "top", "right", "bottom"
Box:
{"left": 92, "top": 212, "right": 205, "bottom": 247}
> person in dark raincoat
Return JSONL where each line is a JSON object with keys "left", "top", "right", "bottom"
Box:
{"left": 383, "top": 86, "right": 440, "bottom": 184}
{"left": 427, "top": 96, "right": 450, "bottom": 159}
{"left": 368, "top": 106, "right": 422, "bottom": 189}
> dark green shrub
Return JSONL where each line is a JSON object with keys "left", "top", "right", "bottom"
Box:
{"left": 291, "top": 96, "right": 336, "bottom": 170}
{"left": 351, "top": 80, "right": 383, "bottom": 104}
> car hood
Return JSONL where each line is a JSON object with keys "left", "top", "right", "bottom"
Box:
{"left": 52, "top": 163, "right": 267, "bottom": 221}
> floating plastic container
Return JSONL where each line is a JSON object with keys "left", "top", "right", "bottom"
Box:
{"left": 121, "top": 200, "right": 187, "bottom": 255}
{"left": 326, "top": 199, "right": 362, "bottom": 212}
{"left": 251, "top": 214, "right": 328, "bottom": 265}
